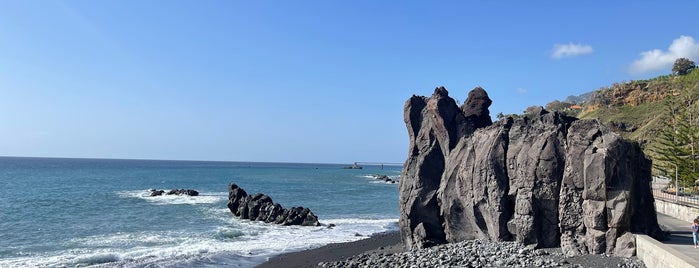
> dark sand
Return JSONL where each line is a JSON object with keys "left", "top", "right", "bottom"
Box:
{"left": 255, "top": 231, "right": 403, "bottom": 268}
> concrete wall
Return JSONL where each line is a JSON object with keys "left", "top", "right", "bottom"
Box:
{"left": 655, "top": 199, "right": 699, "bottom": 223}
{"left": 636, "top": 234, "right": 699, "bottom": 268}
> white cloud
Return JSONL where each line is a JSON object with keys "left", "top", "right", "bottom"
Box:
{"left": 551, "top": 43, "right": 594, "bottom": 59}
{"left": 629, "top": 35, "right": 699, "bottom": 74}
{"left": 516, "top": 88, "right": 527, "bottom": 94}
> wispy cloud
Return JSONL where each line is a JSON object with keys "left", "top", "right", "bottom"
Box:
{"left": 551, "top": 43, "right": 594, "bottom": 59}
{"left": 629, "top": 35, "right": 699, "bottom": 74}
{"left": 516, "top": 88, "right": 527, "bottom": 95}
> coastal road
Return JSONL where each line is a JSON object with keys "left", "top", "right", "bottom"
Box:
{"left": 656, "top": 213, "right": 699, "bottom": 260}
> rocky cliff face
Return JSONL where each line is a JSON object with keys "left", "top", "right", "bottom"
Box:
{"left": 586, "top": 81, "right": 671, "bottom": 110}
{"left": 399, "top": 87, "right": 663, "bottom": 257}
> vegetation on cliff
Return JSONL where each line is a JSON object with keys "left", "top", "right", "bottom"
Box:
{"left": 541, "top": 62, "right": 699, "bottom": 187}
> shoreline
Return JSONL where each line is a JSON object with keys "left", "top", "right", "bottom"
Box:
{"left": 255, "top": 231, "right": 403, "bottom": 268}
{"left": 255, "top": 230, "right": 647, "bottom": 268}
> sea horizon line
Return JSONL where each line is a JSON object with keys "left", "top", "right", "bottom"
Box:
{"left": 0, "top": 155, "right": 405, "bottom": 167}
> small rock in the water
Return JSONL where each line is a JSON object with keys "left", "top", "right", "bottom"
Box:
{"left": 149, "top": 190, "right": 165, "bottom": 196}
{"left": 168, "top": 189, "right": 199, "bottom": 196}
{"left": 149, "top": 189, "right": 198, "bottom": 196}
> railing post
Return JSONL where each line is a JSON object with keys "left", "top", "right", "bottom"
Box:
{"left": 674, "top": 163, "right": 679, "bottom": 203}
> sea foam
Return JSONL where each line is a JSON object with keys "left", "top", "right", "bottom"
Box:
{"left": 0, "top": 217, "right": 398, "bottom": 268}
{"left": 116, "top": 190, "right": 227, "bottom": 205}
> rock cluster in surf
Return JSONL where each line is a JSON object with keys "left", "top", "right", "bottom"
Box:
{"left": 399, "top": 86, "right": 663, "bottom": 257}
{"left": 227, "top": 183, "right": 320, "bottom": 226}
{"left": 371, "top": 174, "right": 397, "bottom": 184}
{"left": 149, "top": 189, "right": 199, "bottom": 196}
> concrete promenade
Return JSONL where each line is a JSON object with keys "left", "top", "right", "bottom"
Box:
{"left": 656, "top": 213, "right": 699, "bottom": 261}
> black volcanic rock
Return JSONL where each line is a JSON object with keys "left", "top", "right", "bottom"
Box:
{"left": 149, "top": 190, "right": 165, "bottom": 196}
{"left": 227, "top": 184, "right": 320, "bottom": 226}
{"left": 149, "top": 189, "right": 198, "bottom": 196}
{"left": 167, "top": 189, "right": 199, "bottom": 196}
{"left": 399, "top": 87, "right": 663, "bottom": 257}
{"left": 461, "top": 86, "right": 493, "bottom": 128}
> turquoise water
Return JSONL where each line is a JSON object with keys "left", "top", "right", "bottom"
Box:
{"left": 0, "top": 157, "right": 401, "bottom": 267}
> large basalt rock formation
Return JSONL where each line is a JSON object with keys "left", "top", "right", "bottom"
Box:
{"left": 399, "top": 86, "right": 663, "bottom": 257}
{"left": 227, "top": 184, "right": 320, "bottom": 226}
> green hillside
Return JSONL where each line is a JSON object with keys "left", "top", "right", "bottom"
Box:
{"left": 577, "top": 68, "right": 699, "bottom": 148}
{"left": 546, "top": 68, "right": 699, "bottom": 178}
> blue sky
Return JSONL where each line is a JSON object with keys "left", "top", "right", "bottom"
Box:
{"left": 1, "top": 1, "right": 698, "bottom": 164}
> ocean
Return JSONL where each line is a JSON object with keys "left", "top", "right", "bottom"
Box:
{"left": 0, "top": 157, "right": 401, "bottom": 267}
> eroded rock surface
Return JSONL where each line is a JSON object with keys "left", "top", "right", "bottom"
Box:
{"left": 227, "top": 184, "right": 320, "bottom": 226}
{"left": 399, "top": 87, "right": 663, "bottom": 256}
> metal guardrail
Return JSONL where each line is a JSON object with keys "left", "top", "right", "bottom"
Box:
{"left": 652, "top": 189, "right": 699, "bottom": 208}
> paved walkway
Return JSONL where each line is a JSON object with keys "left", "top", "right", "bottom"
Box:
{"left": 656, "top": 213, "right": 699, "bottom": 260}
